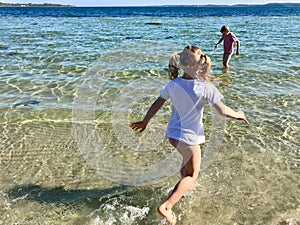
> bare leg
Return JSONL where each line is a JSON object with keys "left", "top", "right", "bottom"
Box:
{"left": 158, "top": 139, "right": 201, "bottom": 224}
{"left": 223, "top": 53, "right": 232, "bottom": 68}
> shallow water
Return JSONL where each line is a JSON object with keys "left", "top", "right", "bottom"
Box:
{"left": 0, "top": 7, "right": 299, "bottom": 225}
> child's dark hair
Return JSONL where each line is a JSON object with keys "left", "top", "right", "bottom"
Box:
{"left": 220, "top": 25, "right": 230, "bottom": 33}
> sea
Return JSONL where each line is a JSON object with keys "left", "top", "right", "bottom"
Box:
{"left": 0, "top": 5, "right": 299, "bottom": 225}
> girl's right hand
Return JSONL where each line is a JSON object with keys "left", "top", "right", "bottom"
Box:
{"left": 130, "top": 121, "right": 147, "bottom": 132}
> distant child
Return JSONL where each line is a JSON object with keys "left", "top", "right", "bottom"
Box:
{"left": 130, "top": 45, "right": 249, "bottom": 224}
{"left": 214, "top": 25, "right": 240, "bottom": 68}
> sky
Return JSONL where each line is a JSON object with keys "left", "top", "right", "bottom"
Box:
{"left": 2, "top": 0, "right": 300, "bottom": 6}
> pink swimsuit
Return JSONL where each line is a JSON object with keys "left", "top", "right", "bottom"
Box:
{"left": 223, "top": 32, "right": 239, "bottom": 54}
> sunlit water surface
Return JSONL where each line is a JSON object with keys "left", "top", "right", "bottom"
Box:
{"left": 0, "top": 7, "right": 299, "bottom": 225}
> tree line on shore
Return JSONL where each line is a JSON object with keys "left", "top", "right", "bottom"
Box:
{"left": 0, "top": 2, "right": 74, "bottom": 7}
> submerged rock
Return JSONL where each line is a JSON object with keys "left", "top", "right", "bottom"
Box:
{"left": 145, "top": 22, "right": 162, "bottom": 25}
{"left": 13, "top": 100, "right": 40, "bottom": 108}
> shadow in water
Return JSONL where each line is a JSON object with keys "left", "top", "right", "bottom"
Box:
{"left": 5, "top": 183, "right": 168, "bottom": 224}
{"left": 7, "top": 183, "right": 131, "bottom": 206}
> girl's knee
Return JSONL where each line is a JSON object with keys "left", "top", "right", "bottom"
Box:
{"left": 186, "top": 174, "right": 199, "bottom": 185}
{"left": 185, "top": 168, "right": 199, "bottom": 179}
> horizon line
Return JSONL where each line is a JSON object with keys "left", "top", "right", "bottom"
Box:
{"left": 75, "top": 3, "right": 300, "bottom": 7}
{"left": 1, "top": 2, "right": 300, "bottom": 7}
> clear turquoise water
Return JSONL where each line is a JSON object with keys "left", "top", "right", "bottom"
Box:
{"left": 0, "top": 8, "right": 299, "bottom": 225}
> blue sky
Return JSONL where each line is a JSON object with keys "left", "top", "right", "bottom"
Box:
{"left": 2, "top": 0, "right": 300, "bottom": 6}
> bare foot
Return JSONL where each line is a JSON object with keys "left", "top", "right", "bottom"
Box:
{"left": 158, "top": 204, "right": 176, "bottom": 225}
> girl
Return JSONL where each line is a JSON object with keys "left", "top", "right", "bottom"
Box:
{"left": 130, "top": 45, "right": 248, "bottom": 224}
{"left": 214, "top": 25, "right": 240, "bottom": 68}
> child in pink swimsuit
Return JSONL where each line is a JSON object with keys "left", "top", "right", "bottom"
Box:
{"left": 214, "top": 25, "right": 240, "bottom": 68}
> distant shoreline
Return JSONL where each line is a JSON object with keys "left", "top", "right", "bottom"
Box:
{"left": 0, "top": 2, "right": 74, "bottom": 7}
{"left": 0, "top": 2, "right": 299, "bottom": 7}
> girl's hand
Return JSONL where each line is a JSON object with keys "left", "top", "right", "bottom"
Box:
{"left": 130, "top": 121, "right": 147, "bottom": 132}
{"left": 236, "top": 111, "right": 249, "bottom": 124}
{"left": 214, "top": 44, "right": 218, "bottom": 50}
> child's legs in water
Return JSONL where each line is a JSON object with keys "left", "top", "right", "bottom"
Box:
{"left": 223, "top": 52, "right": 233, "bottom": 67}
{"left": 169, "top": 138, "right": 201, "bottom": 178}
{"left": 158, "top": 138, "right": 201, "bottom": 224}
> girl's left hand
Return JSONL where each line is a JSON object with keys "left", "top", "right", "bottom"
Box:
{"left": 236, "top": 111, "right": 249, "bottom": 124}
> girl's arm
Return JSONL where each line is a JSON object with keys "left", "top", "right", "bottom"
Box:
{"left": 130, "top": 97, "right": 166, "bottom": 132}
{"left": 213, "top": 100, "right": 249, "bottom": 124}
{"left": 236, "top": 40, "right": 240, "bottom": 55}
{"left": 214, "top": 37, "right": 223, "bottom": 50}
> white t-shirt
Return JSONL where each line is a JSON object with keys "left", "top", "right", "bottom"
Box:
{"left": 160, "top": 78, "right": 223, "bottom": 145}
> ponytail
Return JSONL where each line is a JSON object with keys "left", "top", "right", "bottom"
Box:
{"left": 168, "top": 52, "right": 180, "bottom": 80}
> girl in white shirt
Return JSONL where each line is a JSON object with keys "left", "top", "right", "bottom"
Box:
{"left": 130, "top": 45, "right": 249, "bottom": 224}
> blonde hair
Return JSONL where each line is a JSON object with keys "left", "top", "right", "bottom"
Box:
{"left": 168, "top": 45, "right": 216, "bottom": 82}
{"left": 168, "top": 52, "right": 180, "bottom": 80}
